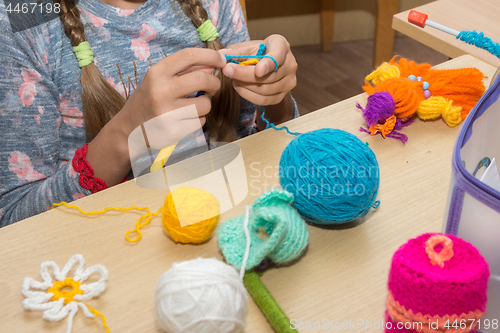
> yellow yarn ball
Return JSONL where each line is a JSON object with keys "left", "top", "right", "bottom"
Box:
{"left": 162, "top": 186, "right": 220, "bottom": 244}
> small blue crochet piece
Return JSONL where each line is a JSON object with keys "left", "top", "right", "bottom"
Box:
{"left": 224, "top": 43, "right": 279, "bottom": 71}
{"left": 457, "top": 30, "right": 500, "bottom": 59}
{"left": 218, "top": 189, "right": 309, "bottom": 271}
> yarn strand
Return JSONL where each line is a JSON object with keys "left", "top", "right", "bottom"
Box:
{"left": 259, "top": 106, "right": 302, "bottom": 136}
{"left": 51, "top": 202, "right": 162, "bottom": 242}
{"left": 86, "top": 304, "right": 110, "bottom": 333}
{"left": 240, "top": 206, "right": 252, "bottom": 279}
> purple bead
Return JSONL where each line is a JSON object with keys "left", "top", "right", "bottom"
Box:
{"left": 417, "top": 76, "right": 423, "bottom": 82}
{"left": 424, "top": 90, "right": 431, "bottom": 98}
{"left": 408, "top": 75, "right": 417, "bottom": 81}
{"left": 423, "top": 82, "right": 430, "bottom": 90}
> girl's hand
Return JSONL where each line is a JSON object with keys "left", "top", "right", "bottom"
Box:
{"left": 220, "top": 34, "right": 298, "bottom": 106}
{"left": 119, "top": 48, "right": 226, "bottom": 137}
{"left": 86, "top": 48, "right": 226, "bottom": 185}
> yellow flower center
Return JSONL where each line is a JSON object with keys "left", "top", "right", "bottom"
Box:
{"left": 48, "top": 278, "right": 84, "bottom": 303}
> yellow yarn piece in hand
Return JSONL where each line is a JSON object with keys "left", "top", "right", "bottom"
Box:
{"left": 162, "top": 186, "right": 220, "bottom": 244}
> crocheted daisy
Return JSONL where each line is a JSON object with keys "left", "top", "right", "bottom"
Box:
{"left": 22, "top": 254, "right": 109, "bottom": 333}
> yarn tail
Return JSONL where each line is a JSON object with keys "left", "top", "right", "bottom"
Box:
{"left": 243, "top": 271, "right": 297, "bottom": 333}
{"left": 259, "top": 106, "right": 301, "bottom": 136}
{"left": 51, "top": 202, "right": 163, "bottom": 242}
{"left": 86, "top": 304, "right": 110, "bottom": 333}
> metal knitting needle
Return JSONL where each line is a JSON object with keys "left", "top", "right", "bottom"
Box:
{"left": 408, "top": 10, "right": 460, "bottom": 37}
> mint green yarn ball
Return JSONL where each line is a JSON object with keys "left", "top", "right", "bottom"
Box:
{"left": 218, "top": 189, "right": 309, "bottom": 270}
{"left": 279, "top": 128, "right": 380, "bottom": 225}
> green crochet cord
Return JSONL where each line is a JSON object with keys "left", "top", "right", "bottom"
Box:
{"left": 243, "top": 271, "right": 297, "bottom": 333}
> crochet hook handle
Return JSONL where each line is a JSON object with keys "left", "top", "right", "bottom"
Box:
{"left": 408, "top": 10, "right": 459, "bottom": 36}
{"left": 150, "top": 142, "right": 178, "bottom": 172}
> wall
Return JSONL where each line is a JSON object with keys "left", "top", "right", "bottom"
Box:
{"left": 245, "top": 0, "right": 434, "bottom": 46}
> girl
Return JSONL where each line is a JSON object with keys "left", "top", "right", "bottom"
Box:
{"left": 0, "top": 0, "right": 298, "bottom": 226}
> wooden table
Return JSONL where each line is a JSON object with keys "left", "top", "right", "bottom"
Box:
{"left": 393, "top": 0, "right": 500, "bottom": 68}
{"left": 0, "top": 55, "right": 495, "bottom": 333}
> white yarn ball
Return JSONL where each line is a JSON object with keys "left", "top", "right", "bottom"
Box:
{"left": 155, "top": 258, "right": 248, "bottom": 333}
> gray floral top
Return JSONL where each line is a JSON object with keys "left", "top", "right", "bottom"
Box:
{"left": 0, "top": 0, "right": 299, "bottom": 226}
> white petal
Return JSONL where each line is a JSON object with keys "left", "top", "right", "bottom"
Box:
{"left": 22, "top": 297, "right": 57, "bottom": 311}
{"left": 76, "top": 264, "right": 108, "bottom": 283}
{"left": 65, "top": 305, "right": 79, "bottom": 333}
{"left": 39, "top": 261, "right": 60, "bottom": 283}
{"left": 78, "top": 302, "right": 94, "bottom": 318}
{"left": 42, "top": 300, "right": 75, "bottom": 321}
{"left": 75, "top": 265, "right": 108, "bottom": 300}
{"left": 57, "top": 255, "right": 85, "bottom": 281}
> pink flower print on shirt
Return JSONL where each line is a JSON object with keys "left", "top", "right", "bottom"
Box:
{"left": 18, "top": 68, "right": 42, "bottom": 107}
{"left": 117, "top": 8, "right": 134, "bottom": 16}
{"left": 231, "top": 0, "right": 242, "bottom": 33}
{"left": 8, "top": 151, "right": 46, "bottom": 182}
{"left": 66, "top": 162, "right": 78, "bottom": 178}
{"left": 59, "top": 97, "right": 83, "bottom": 128}
{"left": 37, "top": 106, "right": 44, "bottom": 114}
{"left": 87, "top": 12, "right": 108, "bottom": 27}
{"left": 34, "top": 115, "right": 41, "bottom": 124}
{"left": 209, "top": 0, "right": 219, "bottom": 26}
{"left": 72, "top": 193, "right": 86, "bottom": 200}
{"left": 131, "top": 24, "right": 157, "bottom": 61}
{"left": 43, "top": 52, "right": 48, "bottom": 64}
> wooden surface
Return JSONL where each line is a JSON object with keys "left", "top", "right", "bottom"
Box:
{"left": 374, "top": 0, "right": 399, "bottom": 66}
{"left": 0, "top": 55, "right": 495, "bottom": 333}
{"left": 393, "top": 0, "right": 500, "bottom": 67}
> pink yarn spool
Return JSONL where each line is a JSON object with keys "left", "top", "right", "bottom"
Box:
{"left": 385, "top": 233, "right": 489, "bottom": 333}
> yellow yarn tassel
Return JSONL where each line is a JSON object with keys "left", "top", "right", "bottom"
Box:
{"left": 365, "top": 62, "right": 401, "bottom": 85}
{"left": 417, "top": 96, "right": 462, "bottom": 127}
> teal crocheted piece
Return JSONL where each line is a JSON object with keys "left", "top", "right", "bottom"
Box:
{"left": 218, "top": 189, "right": 309, "bottom": 270}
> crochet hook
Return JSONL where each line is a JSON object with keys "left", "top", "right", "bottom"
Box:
{"left": 408, "top": 10, "right": 459, "bottom": 36}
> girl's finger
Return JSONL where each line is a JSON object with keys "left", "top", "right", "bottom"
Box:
{"left": 232, "top": 81, "right": 287, "bottom": 106}
{"left": 168, "top": 70, "right": 222, "bottom": 97}
{"left": 222, "top": 62, "right": 286, "bottom": 84}
{"left": 231, "top": 75, "right": 295, "bottom": 97}
{"left": 254, "top": 35, "right": 289, "bottom": 77}
{"left": 154, "top": 48, "right": 226, "bottom": 77}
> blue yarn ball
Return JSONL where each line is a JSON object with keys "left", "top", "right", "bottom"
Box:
{"left": 279, "top": 128, "right": 380, "bottom": 225}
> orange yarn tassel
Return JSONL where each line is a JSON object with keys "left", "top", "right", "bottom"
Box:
{"left": 364, "top": 56, "right": 486, "bottom": 121}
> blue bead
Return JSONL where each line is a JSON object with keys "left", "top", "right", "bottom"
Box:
{"left": 423, "top": 82, "right": 430, "bottom": 90}
{"left": 417, "top": 76, "right": 423, "bottom": 81}
{"left": 408, "top": 75, "right": 417, "bottom": 81}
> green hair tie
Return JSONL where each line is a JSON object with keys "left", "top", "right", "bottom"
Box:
{"left": 197, "top": 20, "right": 219, "bottom": 42}
{"left": 72, "top": 41, "right": 94, "bottom": 68}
